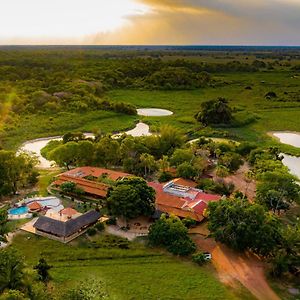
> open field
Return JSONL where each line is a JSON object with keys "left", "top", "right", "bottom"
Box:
{"left": 2, "top": 71, "right": 300, "bottom": 156}
{"left": 2, "top": 110, "right": 136, "bottom": 149}
{"left": 10, "top": 232, "right": 252, "bottom": 300}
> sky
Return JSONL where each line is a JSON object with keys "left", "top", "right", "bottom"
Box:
{"left": 1, "top": 0, "right": 300, "bottom": 45}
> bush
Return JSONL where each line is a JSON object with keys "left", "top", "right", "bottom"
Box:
{"left": 87, "top": 227, "right": 97, "bottom": 236}
{"left": 148, "top": 214, "right": 196, "bottom": 256}
{"left": 158, "top": 172, "right": 173, "bottom": 183}
{"left": 106, "top": 217, "right": 116, "bottom": 225}
{"left": 182, "top": 217, "right": 197, "bottom": 229}
{"left": 192, "top": 252, "right": 207, "bottom": 266}
{"left": 95, "top": 222, "right": 105, "bottom": 232}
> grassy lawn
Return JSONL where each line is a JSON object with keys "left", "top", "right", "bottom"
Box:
{"left": 3, "top": 110, "right": 136, "bottom": 150}
{"left": 2, "top": 71, "right": 300, "bottom": 155}
{"left": 38, "top": 169, "right": 62, "bottom": 196}
{"left": 11, "top": 232, "right": 250, "bottom": 300}
{"left": 108, "top": 71, "right": 300, "bottom": 155}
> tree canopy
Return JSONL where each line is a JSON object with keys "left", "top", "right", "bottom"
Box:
{"left": 148, "top": 214, "right": 196, "bottom": 256}
{"left": 106, "top": 177, "right": 155, "bottom": 220}
{"left": 195, "top": 98, "right": 233, "bottom": 126}
{"left": 208, "top": 198, "right": 282, "bottom": 257}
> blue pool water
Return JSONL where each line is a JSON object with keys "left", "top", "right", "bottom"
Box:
{"left": 8, "top": 206, "right": 28, "bottom": 215}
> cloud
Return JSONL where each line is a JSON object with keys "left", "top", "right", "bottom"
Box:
{"left": 85, "top": 0, "right": 300, "bottom": 45}
{"left": 1, "top": 0, "right": 300, "bottom": 45}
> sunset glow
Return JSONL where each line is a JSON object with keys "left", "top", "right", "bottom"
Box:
{"left": 0, "top": 0, "right": 300, "bottom": 45}
{"left": 0, "top": 0, "right": 149, "bottom": 39}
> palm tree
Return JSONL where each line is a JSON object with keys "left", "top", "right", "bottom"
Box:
{"left": 140, "top": 153, "right": 157, "bottom": 177}
{"left": 159, "top": 155, "right": 169, "bottom": 173}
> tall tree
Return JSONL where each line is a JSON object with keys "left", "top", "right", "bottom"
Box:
{"left": 106, "top": 177, "right": 155, "bottom": 221}
{"left": 148, "top": 215, "right": 196, "bottom": 256}
{"left": 195, "top": 97, "right": 233, "bottom": 126}
{"left": 208, "top": 198, "right": 282, "bottom": 257}
{"left": 256, "top": 171, "right": 300, "bottom": 213}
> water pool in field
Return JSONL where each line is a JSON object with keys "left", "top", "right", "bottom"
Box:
{"left": 137, "top": 108, "right": 173, "bottom": 116}
{"left": 8, "top": 206, "right": 28, "bottom": 215}
{"left": 272, "top": 132, "right": 300, "bottom": 148}
{"left": 271, "top": 131, "right": 300, "bottom": 180}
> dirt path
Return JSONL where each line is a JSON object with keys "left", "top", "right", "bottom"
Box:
{"left": 193, "top": 235, "right": 280, "bottom": 300}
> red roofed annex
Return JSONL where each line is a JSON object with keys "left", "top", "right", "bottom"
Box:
{"left": 149, "top": 180, "right": 222, "bottom": 222}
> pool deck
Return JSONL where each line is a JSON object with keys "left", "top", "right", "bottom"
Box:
{"left": 21, "top": 217, "right": 38, "bottom": 234}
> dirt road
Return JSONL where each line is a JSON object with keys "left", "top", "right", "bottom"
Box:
{"left": 193, "top": 235, "right": 281, "bottom": 300}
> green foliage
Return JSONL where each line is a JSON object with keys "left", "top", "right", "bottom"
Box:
{"left": 0, "top": 249, "right": 25, "bottom": 292}
{"left": 146, "top": 67, "right": 211, "bottom": 90}
{"left": 158, "top": 172, "right": 173, "bottom": 183}
{"left": 34, "top": 258, "right": 52, "bottom": 283}
{"left": 148, "top": 215, "right": 196, "bottom": 256}
{"left": 87, "top": 228, "right": 97, "bottom": 237}
{"left": 94, "top": 222, "right": 105, "bottom": 232}
{"left": 192, "top": 252, "right": 207, "bottom": 266}
{"left": 64, "top": 278, "right": 109, "bottom": 300}
{"left": 256, "top": 171, "right": 300, "bottom": 213}
{"left": 218, "top": 152, "right": 243, "bottom": 172}
{"left": 235, "top": 142, "right": 258, "bottom": 157}
{"left": 208, "top": 198, "right": 282, "bottom": 257}
{"left": 195, "top": 98, "right": 233, "bottom": 126}
{"left": 170, "top": 148, "right": 194, "bottom": 166}
{"left": 9, "top": 233, "right": 243, "bottom": 300}
{"left": 271, "top": 223, "right": 300, "bottom": 278}
{"left": 182, "top": 217, "right": 197, "bottom": 229}
{"left": 0, "top": 150, "right": 38, "bottom": 196}
{"left": 107, "top": 177, "right": 155, "bottom": 220}
{"left": 0, "top": 289, "right": 28, "bottom": 300}
{"left": 60, "top": 181, "right": 77, "bottom": 194}
{"left": 176, "top": 162, "right": 197, "bottom": 179}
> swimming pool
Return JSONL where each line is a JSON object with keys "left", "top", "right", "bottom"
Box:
{"left": 8, "top": 206, "right": 28, "bottom": 215}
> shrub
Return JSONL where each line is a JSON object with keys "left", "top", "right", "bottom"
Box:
{"left": 192, "top": 252, "right": 207, "bottom": 266}
{"left": 106, "top": 217, "right": 116, "bottom": 225}
{"left": 148, "top": 214, "right": 196, "bottom": 256}
{"left": 95, "top": 222, "right": 105, "bottom": 232}
{"left": 158, "top": 172, "right": 173, "bottom": 183}
{"left": 87, "top": 227, "right": 97, "bottom": 236}
{"left": 182, "top": 217, "right": 197, "bottom": 229}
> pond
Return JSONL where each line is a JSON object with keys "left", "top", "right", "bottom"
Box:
{"left": 272, "top": 132, "right": 300, "bottom": 148}
{"left": 271, "top": 131, "right": 300, "bottom": 180}
{"left": 137, "top": 108, "right": 173, "bottom": 116}
{"left": 281, "top": 154, "right": 300, "bottom": 180}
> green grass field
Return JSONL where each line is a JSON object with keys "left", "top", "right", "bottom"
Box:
{"left": 2, "top": 110, "right": 137, "bottom": 149}
{"left": 2, "top": 70, "right": 300, "bottom": 156}
{"left": 11, "top": 233, "right": 251, "bottom": 300}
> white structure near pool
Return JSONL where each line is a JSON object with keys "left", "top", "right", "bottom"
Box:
{"left": 8, "top": 196, "right": 63, "bottom": 220}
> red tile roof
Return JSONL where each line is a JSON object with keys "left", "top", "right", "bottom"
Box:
{"left": 60, "top": 207, "right": 79, "bottom": 216}
{"left": 149, "top": 181, "right": 221, "bottom": 221}
{"left": 28, "top": 201, "right": 42, "bottom": 210}
{"left": 192, "top": 201, "right": 208, "bottom": 215}
{"left": 194, "top": 192, "right": 222, "bottom": 202}
{"left": 173, "top": 178, "right": 198, "bottom": 188}
{"left": 54, "top": 174, "right": 109, "bottom": 198}
{"left": 148, "top": 182, "right": 186, "bottom": 208}
{"left": 61, "top": 167, "right": 130, "bottom": 181}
